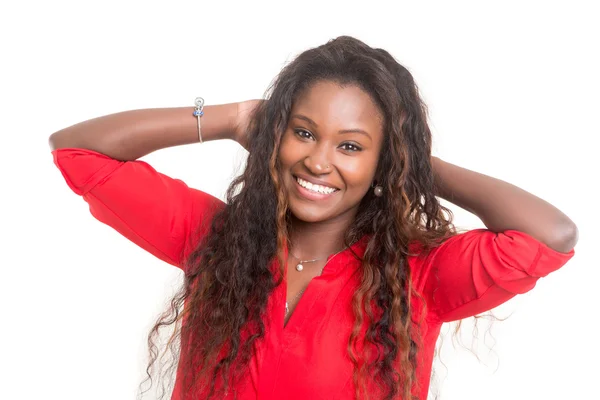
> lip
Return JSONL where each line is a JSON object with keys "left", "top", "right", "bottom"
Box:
{"left": 293, "top": 174, "right": 340, "bottom": 190}
{"left": 292, "top": 174, "right": 340, "bottom": 201}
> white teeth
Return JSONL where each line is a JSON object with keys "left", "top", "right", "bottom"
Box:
{"left": 296, "top": 177, "right": 337, "bottom": 194}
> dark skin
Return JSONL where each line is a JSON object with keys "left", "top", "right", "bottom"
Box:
{"left": 278, "top": 81, "right": 385, "bottom": 322}
{"left": 431, "top": 156, "right": 578, "bottom": 252}
{"left": 277, "top": 80, "right": 578, "bottom": 325}
{"left": 48, "top": 79, "right": 578, "bottom": 326}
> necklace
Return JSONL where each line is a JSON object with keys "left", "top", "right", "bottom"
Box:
{"left": 288, "top": 251, "right": 326, "bottom": 272}
{"left": 288, "top": 244, "right": 347, "bottom": 272}
{"left": 285, "top": 246, "right": 348, "bottom": 316}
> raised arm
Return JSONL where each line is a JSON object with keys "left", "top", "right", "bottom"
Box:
{"left": 48, "top": 99, "right": 260, "bottom": 270}
{"left": 431, "top": 156, "right": 578, "bottom": 253}
{"left": 48, "top": 102, "right": 242, "bottom": 159}
{"left": 417, "top": 157, "right": 578, "bottom": 322}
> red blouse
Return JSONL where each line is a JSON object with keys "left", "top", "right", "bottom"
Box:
{"left": 52, "top": 148, "right": 575, "bottom": 399}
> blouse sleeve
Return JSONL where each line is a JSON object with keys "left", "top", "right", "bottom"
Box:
{"left": 418, "top": 228, "right": 575, "bottom": 322}
{"left": 51, "top": 148, "right": 225, "bottom": 271}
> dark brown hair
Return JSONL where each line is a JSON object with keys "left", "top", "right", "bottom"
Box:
{"left": 139, "top": 36, "right": 458, "bottom": 400}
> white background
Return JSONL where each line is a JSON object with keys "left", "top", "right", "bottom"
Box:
{"left": 1, "top": 1, "right": 598, "bottom": 399}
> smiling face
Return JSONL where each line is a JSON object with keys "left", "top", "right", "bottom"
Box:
{"left": 278, "top": 80, "right": 385, "bottom": 225}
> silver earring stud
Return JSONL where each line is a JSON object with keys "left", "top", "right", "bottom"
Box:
{"left": 374, "top": 185, "right": 383, "bottom": 197}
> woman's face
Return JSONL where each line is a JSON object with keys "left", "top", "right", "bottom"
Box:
{"left": 278, "top": 80, "right": 385, "bottom": 224}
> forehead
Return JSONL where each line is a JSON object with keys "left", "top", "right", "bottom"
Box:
{"left": 291, "top": 81, "right": 384, "bottom": 133}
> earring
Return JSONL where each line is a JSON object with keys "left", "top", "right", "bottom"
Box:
{"left": 374, "top": 185, "right": 383, "bottom": 197}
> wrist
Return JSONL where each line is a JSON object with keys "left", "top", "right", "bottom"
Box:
{"left": 430, "top": 156, "right": 448, "bottom": 199}
{"left": 198, "top": 102, "right": 239, "bottom": 142}
{"left": 218, "top": 102, "right": 241, "bottom": 142}
{"left": 232, "top": 101, "right": 244, "bottom": 143}
{"left": 233, "top": 99, "right": 262, "bottom": 149}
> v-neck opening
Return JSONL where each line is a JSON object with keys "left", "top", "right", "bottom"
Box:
{"left": 282, "top": 253, "right": 345, "bottom": 334}
{"left": 282, "top": 271, "right": 325, "bottom": 329}
{"left": 278, "top": 235, "right": 370, "bottom": 334}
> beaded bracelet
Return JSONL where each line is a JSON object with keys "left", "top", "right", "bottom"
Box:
{"left": 193, "top": 97, "right": 205, "bottom": 143}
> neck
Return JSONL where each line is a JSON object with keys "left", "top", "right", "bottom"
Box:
{"left": 288, "top": 213, "right": 354, "bottom": 260}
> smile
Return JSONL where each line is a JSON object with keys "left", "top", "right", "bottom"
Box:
{"left": 294, "top": 176, "right": 340, "bottom": 198}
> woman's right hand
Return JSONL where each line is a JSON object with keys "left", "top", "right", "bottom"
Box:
{"left": 233, "top": 99, "right": 263, "bottom": 150}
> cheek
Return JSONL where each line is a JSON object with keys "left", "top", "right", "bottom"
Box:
{"left": 278, "top": 133, "right": 297, "bottom": 168}
{"left": 340, "top": 159, "right": 378, "bottom": 189}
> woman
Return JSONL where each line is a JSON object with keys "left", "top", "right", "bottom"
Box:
{"left": 49, "top": 36, "right": 577, "bottom": 400}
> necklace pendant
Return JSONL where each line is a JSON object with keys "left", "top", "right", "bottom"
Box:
{"left": 295, "top": 263, "right": 303, "bottom": 272}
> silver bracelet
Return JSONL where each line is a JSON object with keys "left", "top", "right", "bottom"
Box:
{"left": 193, "top": 97, "right": 205, "bottom": 143}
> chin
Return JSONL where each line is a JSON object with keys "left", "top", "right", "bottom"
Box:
{"left": 287, "top": 201, "right": 333, "bottom": 223}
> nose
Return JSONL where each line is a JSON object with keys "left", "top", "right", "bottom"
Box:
{"left": 303, "top": 144, "right": 332, "bottom": 175}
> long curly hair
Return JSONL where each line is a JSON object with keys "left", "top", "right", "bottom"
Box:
{"left": 139, "top": 36, "right": 459, "bottom": 400}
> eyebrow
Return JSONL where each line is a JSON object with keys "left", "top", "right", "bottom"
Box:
{"left": 291, "top": 114, "right": 372, "bottom": 141}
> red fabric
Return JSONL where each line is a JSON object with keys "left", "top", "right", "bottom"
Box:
{"left": 52, "top": 148, "right": 575, "bottom": 399}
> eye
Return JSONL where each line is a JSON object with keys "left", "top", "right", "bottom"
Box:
{"left": 293, "top": 128, "right": 314, "bottom": 140}
{"left": 339, "top": 142, "right": 363, "bottom": 152}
